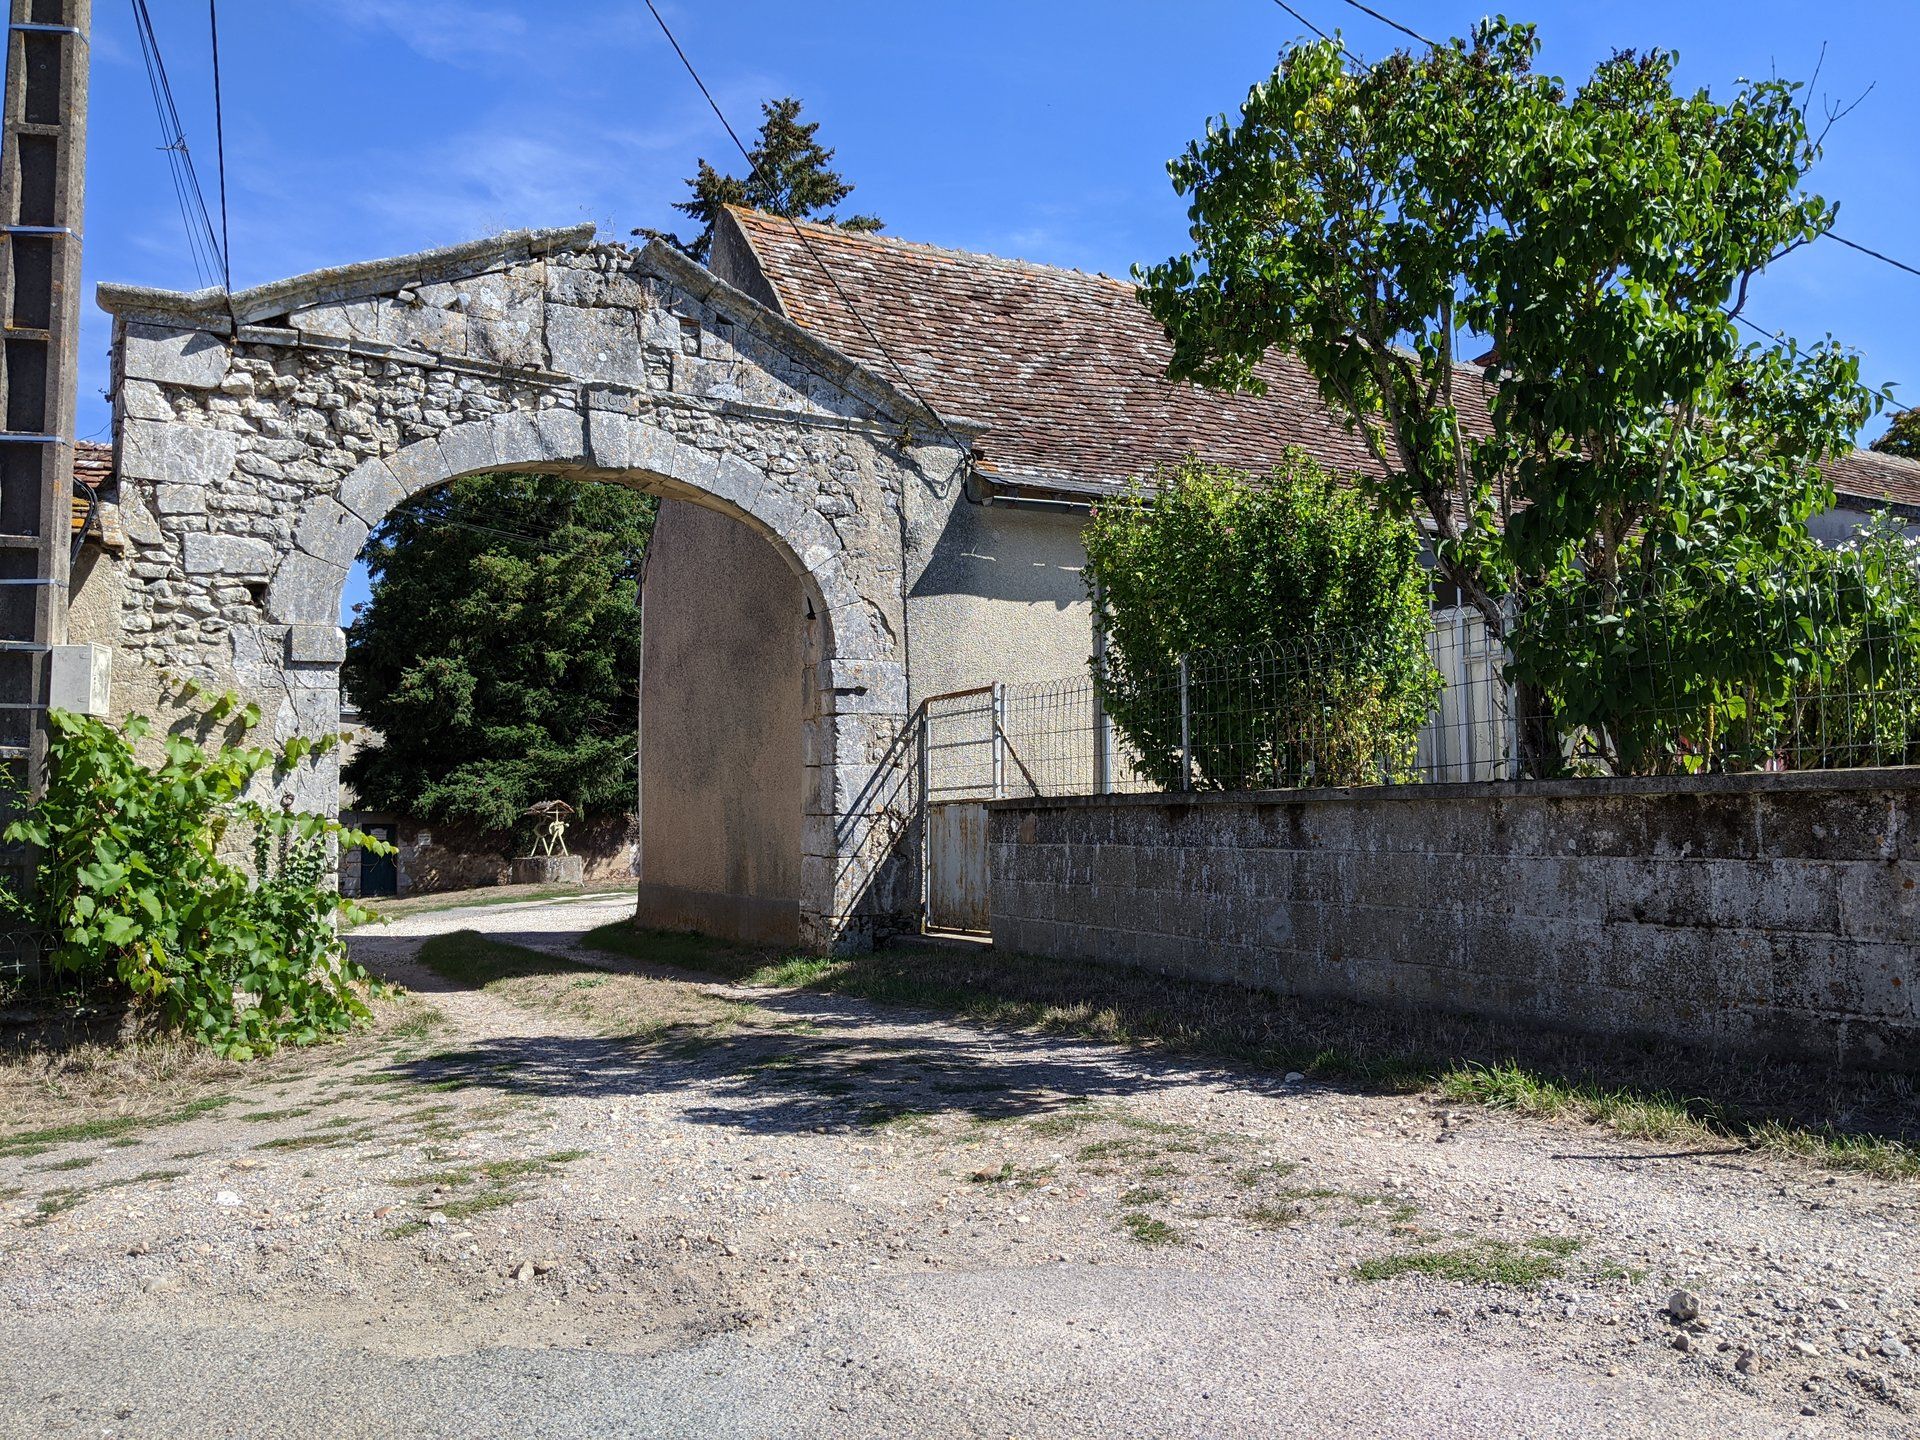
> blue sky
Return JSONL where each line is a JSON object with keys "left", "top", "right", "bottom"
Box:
{"left": 77, "top": 2, "right": 1919, "bottom": 621}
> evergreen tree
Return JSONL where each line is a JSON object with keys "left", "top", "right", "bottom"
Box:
{"left": 1872, "top": 409, "right": 1920, "bottom": 460}
{"left": 342, "top": 475, "right": 653, "bottom": 833}
{"left": 640, "top": 96, "right": 881, "bottom": 262}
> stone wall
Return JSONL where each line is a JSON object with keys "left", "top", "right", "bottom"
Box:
{"left": 340, "top": 814, "right": 637, "bottom": 898}
{"left": 989, "top": 771, "right": 1920, "bottom": 1071}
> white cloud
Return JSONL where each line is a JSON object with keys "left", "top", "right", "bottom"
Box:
{"left": 307, "top": 0, "right": 535, "bottom": 69}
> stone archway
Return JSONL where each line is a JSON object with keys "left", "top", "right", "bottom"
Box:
{"left": 89, "top": 226, "right": 970, "bottom": 951}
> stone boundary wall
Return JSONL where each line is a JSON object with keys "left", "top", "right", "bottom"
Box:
{"left": 988, "top": 771, "right": 1920, "bottom": 1071}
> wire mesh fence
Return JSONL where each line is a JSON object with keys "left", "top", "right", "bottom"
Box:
{"left": 925, "top": 571, "right": 1920, "bottom": 803}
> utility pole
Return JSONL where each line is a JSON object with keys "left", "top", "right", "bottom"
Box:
{"left": 0, "top": 0, "right": 88, "bottom": 971}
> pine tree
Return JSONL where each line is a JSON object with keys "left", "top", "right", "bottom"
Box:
{"left": 640, "top": 96, "right": 881, "bottom": 262}
{"left": 1872, "top": 409, "right": 1920, "bottom": 460}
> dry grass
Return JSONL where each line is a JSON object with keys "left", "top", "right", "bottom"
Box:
{"left": 413, "top": 929, "right": 763, "bottom": 1045}
{"left": 0, "top": 988, "right": 445, "bottom": 1141}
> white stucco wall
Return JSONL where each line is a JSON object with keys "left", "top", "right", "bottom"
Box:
{"left": 637, "top": 497, "right": 809, "bottom": 945}
{"left": 904, "top": 492, "right": 1093, "bottom": 705}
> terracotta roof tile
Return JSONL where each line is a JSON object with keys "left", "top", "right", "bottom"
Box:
{"left": 724, "top": 207, "right": 1911, "bottom": 514}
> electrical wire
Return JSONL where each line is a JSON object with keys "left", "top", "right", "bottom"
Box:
{"left": 1827, "top": 231, "right": 1920, "bottom": 282}
{"left": 639, "top": 0, "right": 972, "bottom": 456}
{"left": 1277, "top": 0, "right": 1920, "bottom": 284}
{"left": 208, "top": 0, "right": 232, "bottom": 296}
{"left": 1333, "top": 0, "right": 1435, "bottom": 48}
{"left": 129, "top": 0, "right": 224, "bottom": 287}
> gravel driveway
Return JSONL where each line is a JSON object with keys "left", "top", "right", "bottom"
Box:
{"left": 1, "top": 892, "right": 1914, "bottom": 1438}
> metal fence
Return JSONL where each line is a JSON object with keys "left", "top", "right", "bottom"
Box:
{"left": 925, "top": 579, "right": 1920, "bottom": 803}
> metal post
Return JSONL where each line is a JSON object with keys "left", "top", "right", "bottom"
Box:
{"left": 1178, "top": 653, "right": 1192, "bottom": 792}
{"left": 990, "top": 682, "right": 1005, "bottom": 800}
{"left": 916, "top": 700, "right": 930, "bottom": 933}
{"left": 1499, "top": 596, "right": 1520, "bottom": 780}
{"left": 1091, "top": 603, "right": 1112, "bottom": 796}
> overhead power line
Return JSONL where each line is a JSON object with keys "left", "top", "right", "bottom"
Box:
{"left": 1268, "top": 0, "right": 1920, "bottom": 287}
{"left": 1332, "top": 0, "right": 1435, "bottom": 47}
{"left": 1827, "top": 231, "right": 1920, "bottom": 282}
{"left": 638, "top": 0, "right": 972, "bottom": 456}
{"left": 129, "top": 0, "right": 224, "bottom": 288}
{"left": 208, "top": 0, "right": 232, "bottom": 295}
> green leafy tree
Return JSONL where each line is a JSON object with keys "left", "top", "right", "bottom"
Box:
{"left": 2, "top": 693, "right": 387, "bottom": 1058}
{"left": 1084, "top": 454, "right": 1438, "bottom": 789}
{"left": 1139, "top": 21, "right": 1883, "bottom": 776}
{"left": 343, "top": 474, "right": 653, "bottom": 834}
{"left": 642, "top": 96, "right": 882, "bottom": 262}
{"left": 1872, "top": 409, "right": 1920, "bottom": 459}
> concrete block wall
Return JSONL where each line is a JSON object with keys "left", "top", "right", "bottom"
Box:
{"left": 988, "top": 771, "right": 1920, "bottom": 1071}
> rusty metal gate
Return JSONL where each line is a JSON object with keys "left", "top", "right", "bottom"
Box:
{"left": 925, "top": 800, "right": 990, "bottom": 932}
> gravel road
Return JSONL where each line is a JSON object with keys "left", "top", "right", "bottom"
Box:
{"left": 1, "top": 893, "right": 1914, "bottom": 1438}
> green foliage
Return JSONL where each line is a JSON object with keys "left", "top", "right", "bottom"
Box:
{"left": 646, "top": 96, "right": 882, "bottom": 262}
{"left": 1, "top": 700, "right": 387, "bottom": 1059}
{"left": 1872, "top": 409, "right": 1920, "bottom": 460}
{"left": 1526, "top": 516, "right": 1920, "bottom": 773}
{"left": 343, "top": 473, "right": 652, "bottom": 832}
{"left": 1139, "top": 20, "right": 1884, "bottom": 775}
{"left": 1083, "top": 454, "right": 1438, "bottom": 789}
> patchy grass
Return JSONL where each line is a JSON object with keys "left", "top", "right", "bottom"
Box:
{"left": 578, "top": 923, "right": 1920, "bottom": 1183}
{"left": 1441, "top": 1061, "right": 1920, "bottom": 1181}
{"left": 1243, "top": 1200, "right": 1304, "bottom": 1230}
{"left": 967, "top": 1160, "right": 1056, "bottom": 1189}
{"left": 414, "top": 931, "right": 763, "bottom": 1047}
{"left": 1119, "top": 1212, "right": 1182, "bottom": 1246}
{"left": 0, "top": 1094, "right": 236, "bottom": 1158}
{"left": 0, "top": 988, "right": 439, "bottom": 1146}
{"left": 1355, "top": 1236, "right": 1583, "bottom": 1288}
{"left": 385, "top": 1149, "right": 589, "bottom": 1227}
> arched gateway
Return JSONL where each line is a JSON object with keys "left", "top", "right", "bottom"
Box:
{"left": 88, "top": 226, "right": 973, "bottom": 951}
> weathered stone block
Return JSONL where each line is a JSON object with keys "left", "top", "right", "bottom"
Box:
{"left": 265, "top": 551, "right": 348, "bottom": 624}
{"left": 122, "top": 323, "right": 229, "bottom": 389}
{"left": 118, "top": 378, "right": 174, "bottom": 422}
{"left": 337, "top": 457, "right": 406, "bottom": 525}
{"left": 183, "top": 533, "right": 275, "bottom": 578}
{"left": 546, "top": 304, "right": 644, "bottom": 387}
{"left": 120, "top": 420, "right": 240, "bottom": 487}
{"left": 435, "top": 422, "right": 499, "bottom": 480}
{"left": 285, "top": 624, "right": 346, "bottom": 666}
{"left": 153, "top": 483, "right": 207, "bottom": 517}
{"left": 294, "top": 496, "right": 370, "bottom": 571}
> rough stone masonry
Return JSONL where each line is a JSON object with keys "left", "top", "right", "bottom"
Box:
{"left": 79, "top": 225, "right": 973, "bottom": 951}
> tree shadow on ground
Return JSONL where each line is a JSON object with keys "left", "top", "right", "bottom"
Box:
{"left": 371, "top": 975, "right": 1276, "bottom": 1137}
{"left": 355, "top": 920, "right": 1920, "bottom": 1167}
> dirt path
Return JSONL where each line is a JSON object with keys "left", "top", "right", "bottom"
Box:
{"left": 1, "top": 894, "right": 1914, "bottom": 1438}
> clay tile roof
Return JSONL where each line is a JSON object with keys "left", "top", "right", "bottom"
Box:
{"left": 723, "top": 206, "right": 1909, "bottom": 515}
{"left": 723, "top": 206, "right": 1389, "bottom": 495}
{"left": 72, "top": 440, "right": 120, "bottom": 547}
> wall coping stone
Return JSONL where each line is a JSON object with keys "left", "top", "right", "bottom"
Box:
{"left": 987, "top": 766, "right": 1920, "bottom": 812}
{"left": 96, "top": 225, "right": 598, "bottom": 327}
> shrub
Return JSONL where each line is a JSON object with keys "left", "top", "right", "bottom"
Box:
{"left": 1524, "top": 516, "right": 1920, "bottom": 775}
{"left": 1084, "top": 453, "right": 1438, "bottom": 789}
{"left": 0, "top": 696, "right": 391, "bottom": 1058}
